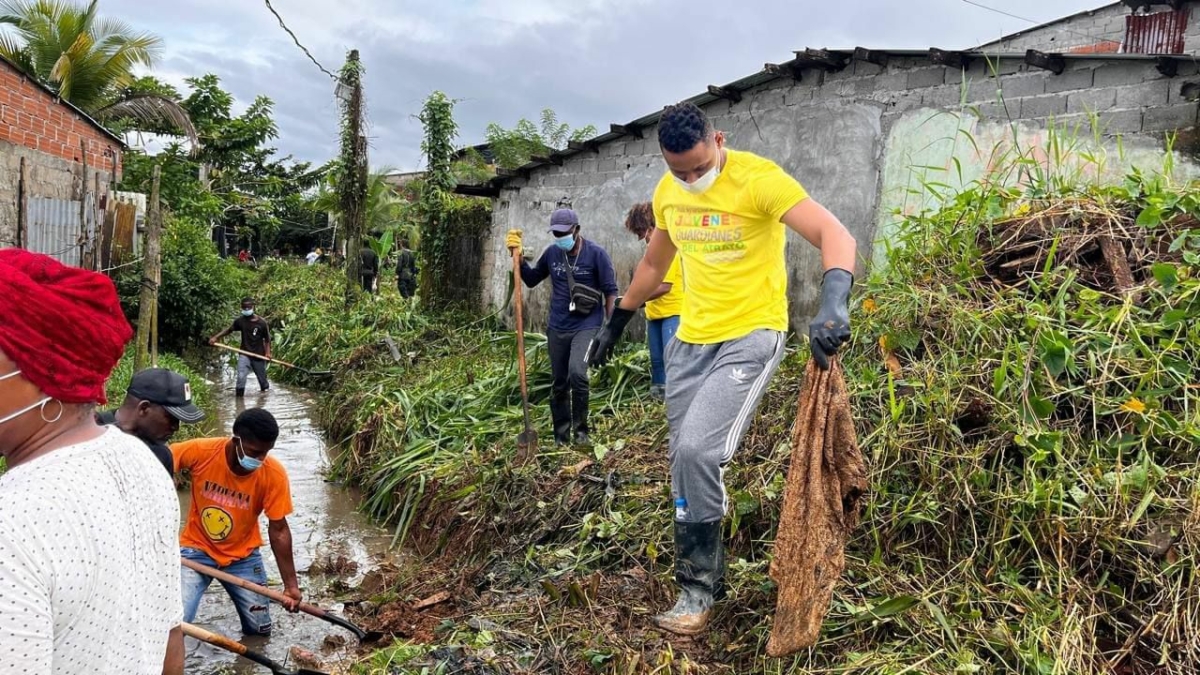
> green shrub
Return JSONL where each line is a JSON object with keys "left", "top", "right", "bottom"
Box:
{"left": 117, "top": 216, "right": 249, "bottom": 350}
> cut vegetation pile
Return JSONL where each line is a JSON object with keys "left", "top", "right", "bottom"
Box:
{"left": 258, "top": 170, "right": 1200, "bottom": 674}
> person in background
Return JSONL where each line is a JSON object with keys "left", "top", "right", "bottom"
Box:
{"left": 237, "top": 249, "right": 250, "bottom": 264}
{"left": 586, "top": 102, "right": 856, "bottom": 635}
{"left": 209, "top": 297, "right": 271, "bottom": 397}
{"left": 396, "top": 238, "right": 418, "bottom": 299}
{"left": 624, "top": 202, "right": 683, "bottom": 401}
{"left": 0, "top": 249, "right": 184, "bottom": 674}
{"left": 506, "top": 208, "right": 618, "bottom": 447}
{"left": 96, "top": 368, "right": 205, "bottom": 477}
{"left": 173, "top": 408, "right": 301, "bottom": 635}
{"left": 360, "top": 245, "right": 379, "bottom": 294}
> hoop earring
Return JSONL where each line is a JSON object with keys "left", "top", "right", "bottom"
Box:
{"left": 40, "top": 399, "right": 64, "bottom": 424}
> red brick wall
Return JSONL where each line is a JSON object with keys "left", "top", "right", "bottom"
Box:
{"left": 0, "top": 61, "right": 122, "bottom": 174}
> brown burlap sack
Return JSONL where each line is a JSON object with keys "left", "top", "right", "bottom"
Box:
{"left": 766, "top": 359, "right": 867, "bottom": 658}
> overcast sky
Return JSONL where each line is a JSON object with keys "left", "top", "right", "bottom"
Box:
{"left": 101, "top": 0, "right": 1105, "bottom": 171}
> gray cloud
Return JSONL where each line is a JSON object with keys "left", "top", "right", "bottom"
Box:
{"left": 102, "top": 0, "right": 1103, "bottom": 169}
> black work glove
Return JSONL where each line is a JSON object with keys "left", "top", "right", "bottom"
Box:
{"left": 808, "top": 268, "right": 853, "bottom": 370}
{"left": 585, "top": 307, "right": 635, "bottom": 367}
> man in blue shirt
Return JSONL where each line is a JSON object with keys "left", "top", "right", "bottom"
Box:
{"left": 507, "top": 209, "right": 617, "bottom": 446}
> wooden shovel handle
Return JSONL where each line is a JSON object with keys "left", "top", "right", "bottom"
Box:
{"left": 512, "top": 248, "right": 530, "bottom": 401}
{"left": 180, "top": 622, "right": 247, "bottom": 656}
{"left": 212, "top": 342, "right": 297, "bottom": 369}
{"left": 181, "top": 557, "right": 320, "bottom": 617}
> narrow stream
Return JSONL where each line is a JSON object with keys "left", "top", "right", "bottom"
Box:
{"left": 183, "top": 362, "right": 394, "bottom": 674}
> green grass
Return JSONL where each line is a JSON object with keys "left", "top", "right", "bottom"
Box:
{"left": 258, "top": 164, "right": 1200, "bottom": 673}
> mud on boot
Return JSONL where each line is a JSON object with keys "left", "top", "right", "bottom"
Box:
{"left": 652, "top": 520, "right": 724, "bottom": 636}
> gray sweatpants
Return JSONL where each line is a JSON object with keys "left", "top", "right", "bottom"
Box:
{"left": 236, "top": 354, "right": 270, "bottom": 391}
{"left": 665, "top": 329, "right": 786, "bottom": 523}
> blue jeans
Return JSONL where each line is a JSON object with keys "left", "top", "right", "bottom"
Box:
{"left": 181, "top": 547, "right": 273, "bottom": 635}
{"left": 647, "top": 315, "right": 681, "bottom": 387}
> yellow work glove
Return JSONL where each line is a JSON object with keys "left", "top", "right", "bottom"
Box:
{"left": 505, "top": 229, "right": 523, "bottom": 254}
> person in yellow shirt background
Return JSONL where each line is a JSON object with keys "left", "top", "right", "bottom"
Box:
{"left": 623, "top": 202, "right": 683, "bottom": 401}
{"left": 587, "top": 102, "right": 856, "bottom": 635}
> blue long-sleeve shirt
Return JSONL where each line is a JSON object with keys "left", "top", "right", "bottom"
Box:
{"left": 520, "top": 238, "right": 618, "bottom": 332}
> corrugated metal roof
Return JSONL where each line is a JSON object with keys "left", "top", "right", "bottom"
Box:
{"left": 465, "top": 45, "right": 1179, "bottom": 193}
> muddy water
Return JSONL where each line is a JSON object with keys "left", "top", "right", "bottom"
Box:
{"left": 183, "top": 363, "right": 394, "bottom": 674}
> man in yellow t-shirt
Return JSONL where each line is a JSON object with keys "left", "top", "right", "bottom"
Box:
{"left": 587, "top": 102, "right": 857, "bottom": 635}
{"left": 624, "top": 202, "right": 683, "bottom": 400}
{"left": 173, "top": 408, "right": 302, "bottom": 635}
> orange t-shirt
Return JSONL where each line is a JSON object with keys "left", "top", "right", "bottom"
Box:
{"left": 172, "top": 437, "right": 293, "bottom": 567}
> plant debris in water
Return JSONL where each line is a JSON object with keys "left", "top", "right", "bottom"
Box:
{"left": 258, "top": 167, "right": 1200, "bottom": 674}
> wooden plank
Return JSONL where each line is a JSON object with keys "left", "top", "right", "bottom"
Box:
{"left": 795, "top": 48, "right": 849, "bottom": 71}
{"left": 1025, "top": 49, "right": 1065, "bottom": 75}
{"left": 853, "top": 47, "right": 888, "bottom": 67}
{"left": 17, "top": 157, "right": 27, "bottom": 248}
{"left": 929, "top": 48, "right": 971, "bottom": 69}
{"left": 610, "top": 123, "right": 643, "bottom": 139}
{"left": 568, "top": 140, "right": 600, "bottom": 153}
{"left": 707, "top": 84, "right": 743, "bottom": 103}
{"left": 764, "top": 62, "right": 803, "bottom": 81}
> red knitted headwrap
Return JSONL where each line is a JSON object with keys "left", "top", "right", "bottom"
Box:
{"left": 0, "top": 249, "right": 133, "bottom": 404}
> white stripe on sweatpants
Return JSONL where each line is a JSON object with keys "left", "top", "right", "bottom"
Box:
{"left": 721, "top": 331, "right": 785, "bottom": 464}
{"left": 717, "top": 331, "right": 785, "bottom": 515}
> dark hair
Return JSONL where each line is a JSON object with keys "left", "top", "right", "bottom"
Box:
{"left": 658, "top": 102, "right": 713, "bottom": 154}
{"left": 241, "top": 296, "right": 255, "bottom": 305}
{"left": 233, "top": 408, "right": 279, "bottom": 444}
{"left": 400, "top": 239, "right": 410, "bottom": 248}
{"left": 624, "top": 202, "right": 655, "bottom": 239}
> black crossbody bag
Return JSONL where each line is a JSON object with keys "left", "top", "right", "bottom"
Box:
{"left": 564, "top": 245, "right": 605, "bottom": 316}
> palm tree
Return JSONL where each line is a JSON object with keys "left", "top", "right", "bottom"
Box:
{"left": 0, "top": 0, "right": 196, "bottom": 144}
{"left": 309, "top": 168, "right": 417, "bottom": 259}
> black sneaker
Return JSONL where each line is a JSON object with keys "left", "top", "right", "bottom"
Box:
{"left": 554, "top": 434, "right": 571, "bottom": 447}
{"left": 574, "top": 431, "right": 591, "bottom": 447}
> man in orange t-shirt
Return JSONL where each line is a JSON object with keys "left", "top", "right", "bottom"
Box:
{"left": 172, "top": 408, "right": 302, "bottom": 635}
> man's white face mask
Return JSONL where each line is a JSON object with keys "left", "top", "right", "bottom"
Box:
{"left": 673, "top": 142, "right": 722, "bottom": 195}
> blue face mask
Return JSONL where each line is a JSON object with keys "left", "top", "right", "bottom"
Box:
{"left": 234, "top": 436, "right": 263, "bottom": 471}
{"left": 554, "top": 235, "right": 575, "bottom": 251}
{"left": 241, "top": 309, "right": 254, "bottom": 317}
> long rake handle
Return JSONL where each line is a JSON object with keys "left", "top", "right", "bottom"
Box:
{"left": 512, "top": 248, "right": 533, "bottom": 428}
{"left": 180, "top": 622, "right": 295, "bottom": 674}
{"left": 180, "top": 558, "right": 365, "bottom": 639}
{"left": 212, "top": 342, "right": 300, "bottom": 369}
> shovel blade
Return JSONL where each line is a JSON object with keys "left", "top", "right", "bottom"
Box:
{"left": 516, "top": 428, "right": 538, "bottom": 465}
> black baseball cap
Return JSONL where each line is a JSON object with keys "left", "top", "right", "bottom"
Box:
{"left": 548, "top": 208, "right": 579, "bottom": 234}
{"left": 127, "top": 369, "right": 205, "bottom": 423}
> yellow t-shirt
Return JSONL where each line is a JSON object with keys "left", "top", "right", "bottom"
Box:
{"left": 645, "top": 254, "right": 683, "bottom": 320}
{"left": 653, "top": 149, "right": 809, "bottom": 344}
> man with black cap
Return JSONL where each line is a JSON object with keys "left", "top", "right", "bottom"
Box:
{"left": 506, "top": 208, "right": 618, "bottom": 447}
{"left": 96, "top": 368, "right": 205, "bottom": 477}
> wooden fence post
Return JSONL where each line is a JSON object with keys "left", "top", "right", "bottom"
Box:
{"left": 134, "top": 165, "right": 163, "bottom": 372}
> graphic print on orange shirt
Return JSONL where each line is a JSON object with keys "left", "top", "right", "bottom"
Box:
{"left": 171, "top": 437, "right": 293, "bottom": 567}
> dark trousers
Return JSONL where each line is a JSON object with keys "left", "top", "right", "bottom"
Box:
{"left": 547, "top": 327, "right": 597, "bottom": 440}
{"left": 361, "top": 273, "right": 376, "bottom": 293}
{"left": 398, "top": 278, "right": 416, "bottom": 298}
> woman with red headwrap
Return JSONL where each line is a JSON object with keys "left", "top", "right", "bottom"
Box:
{"left": 0, "top": 250, "right": 184, "bottom": 674}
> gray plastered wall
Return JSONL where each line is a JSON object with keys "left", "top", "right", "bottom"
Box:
{"left": 480, "top": 50, "right": 1200, "bottom": 335}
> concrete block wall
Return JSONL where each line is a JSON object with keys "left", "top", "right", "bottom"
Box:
{"left": 481, "top": 52, "right": 1200, "bottom": 334}
{"left": 979, "top": 3, "right": 1200, "bottom": 56}
{"left": 0, "top": 60, "right": 122, "bottom": 248}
